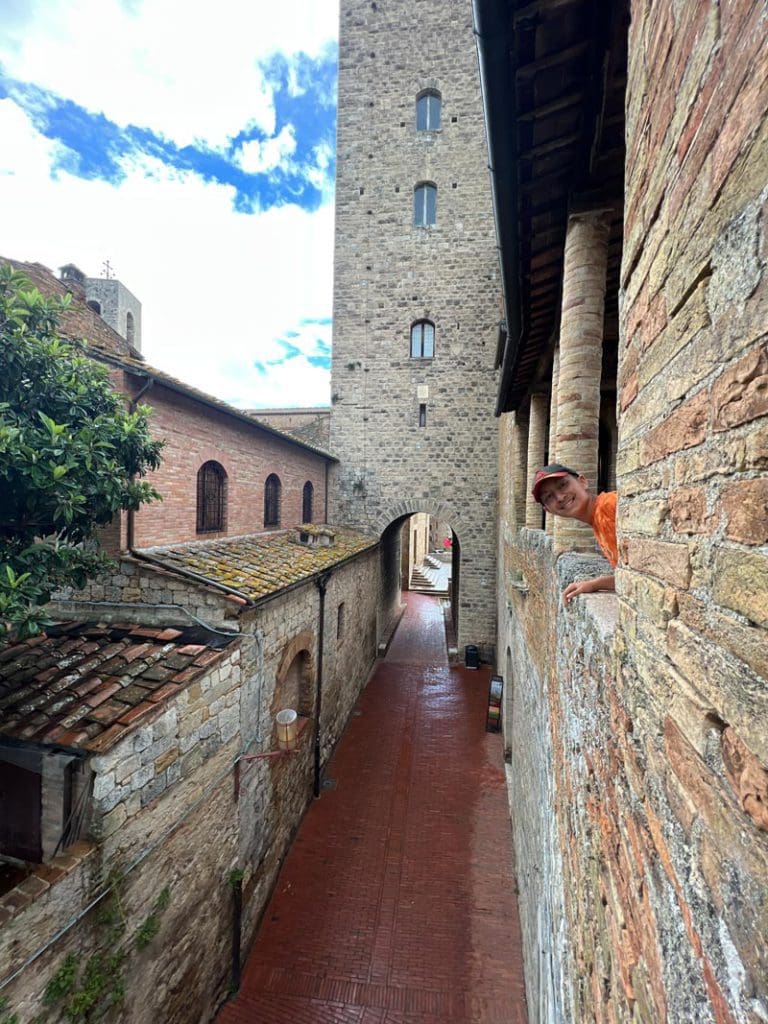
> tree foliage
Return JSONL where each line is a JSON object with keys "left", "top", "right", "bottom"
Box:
{"left": 0, "top": 265, "right": 163, "bottom": 640}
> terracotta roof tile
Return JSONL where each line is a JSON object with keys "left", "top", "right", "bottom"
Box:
{"left": 139, "top": 526, "right": 378, "bottom": 604}
{"left": 0, "top": 622, "right": 237, "bottom": 753}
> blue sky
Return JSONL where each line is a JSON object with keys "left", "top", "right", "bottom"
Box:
{"left": 0, "top": 0, "right": 339, "bottom": 408}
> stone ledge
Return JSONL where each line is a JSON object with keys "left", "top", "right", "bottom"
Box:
{"left": 0, "top": 840, "right": 96, "bottom": 924}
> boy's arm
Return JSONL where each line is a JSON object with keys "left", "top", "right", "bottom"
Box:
{"left": 563, "top": 574, "right": 615, "bottom": 606}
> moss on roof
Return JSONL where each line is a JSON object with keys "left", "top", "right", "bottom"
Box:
{"left": 139, "top": 527, "right": 378, "bottom": 602}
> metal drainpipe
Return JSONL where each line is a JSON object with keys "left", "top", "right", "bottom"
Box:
{"left": 324, "top": 460, "right": 329, "bottom": 524}
{"left": 313, "top": 572, "right": 331, "bottom": 798}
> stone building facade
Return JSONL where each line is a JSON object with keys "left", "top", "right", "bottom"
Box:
{"left": 329, "top": 0, "right": 500, "bottom": 651}
{"left": 0, "top": 533, "right": 379, "bottom": 1023}
{"left": 475, "top": 0, "right": 768, "bottom": 1021}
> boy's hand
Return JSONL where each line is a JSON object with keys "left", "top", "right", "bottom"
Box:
{"left": 563, "top": 580, "right": 594, "bottom": 605}
{"left": 562, "top": 575, "right": 615, "bottom": 606}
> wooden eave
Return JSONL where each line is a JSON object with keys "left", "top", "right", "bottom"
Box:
{"left": 475, "top": 0, "right": 628, "bottom": 414}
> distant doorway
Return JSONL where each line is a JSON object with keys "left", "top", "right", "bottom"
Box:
{"left": 379, "top": 513, "right": 460, "bottom": 655}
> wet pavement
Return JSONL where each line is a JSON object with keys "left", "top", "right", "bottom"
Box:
{"left": 216, "top": 593, "right": 528, "bottom": 1023}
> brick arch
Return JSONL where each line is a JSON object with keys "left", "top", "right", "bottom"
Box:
{"left": 374, "top": 499, "right": 466, "bottom": 541}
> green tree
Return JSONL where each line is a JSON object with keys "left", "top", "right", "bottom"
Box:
{"left": 0, "top": 265, "right": 163, "bottom": 640}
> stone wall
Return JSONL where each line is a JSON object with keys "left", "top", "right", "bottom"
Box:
{"left": 2, "top": 550, "right": 380, "bottom": 1023}
{"left": 499, "top": 2, "right": 768, "bottom": 1022}
{"left": 330, "top": 0, "right": 500, "bottom": 650}
{"left": 252, "top": 408, "right": 331, "bottom": 451}
{"left": 615, "top": 0, "right": 767, "bottom": 1018}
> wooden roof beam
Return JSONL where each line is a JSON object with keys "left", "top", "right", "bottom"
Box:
{"left": 516, "top": 40, "right": 590, "bottom": 81}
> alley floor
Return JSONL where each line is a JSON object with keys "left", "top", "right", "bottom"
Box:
{"left": 216, "top": 594, "right": 528, "bottom": 1023}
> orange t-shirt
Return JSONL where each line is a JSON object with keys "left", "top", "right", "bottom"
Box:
{"left": 592, "top": 492, "right": 618, "bottom": 567}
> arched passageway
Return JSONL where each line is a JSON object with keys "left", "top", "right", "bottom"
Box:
{"left": 380, "top": 512, "right": 461, "bottom": 656}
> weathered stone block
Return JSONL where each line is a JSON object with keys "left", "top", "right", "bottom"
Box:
{"left": 669, "top": 486, "right": 713, "bottom": 535}
{"left": 625, "top": 539, "right": 692, "bottom": 588}
{"left": 618, "top": 499, "right": 669, "bottom": 536}
{"left": 712, "top": 344, "right": 768, "bottom": 431}
{"left": 722, "top": 477, "right": 768, "bottom": 544}
{"left": 745, "top": 423, "right": 768, "bottom": 468}
{"left": 713, "top": 548, "right": 768, "bottom": 626}
{"left": 641, "top": 389, "right": 709, "bottom": 465}
{"left": 721, "top": 728, "right": 768, "bottom": 833}
{"left": 677, "top": 592, "right": 768, "bottom": 681}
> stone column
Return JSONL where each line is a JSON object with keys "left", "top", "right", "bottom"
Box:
{"left": 546, "top": 348, "right": 560, "bottom": 536}
{"left": 554, "top": 210, "right": 610, "bottom": 554}
{"left": 512, "top": 411, "right": 529, "bottom": 528}
{"left": 525, "top": 394, "right": 548, "bottom": 528}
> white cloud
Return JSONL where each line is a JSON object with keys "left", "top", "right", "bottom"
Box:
{"left": 237, "top": 125, "right": 297, "bottom": 175}
{"left": 0, "top": 102, "right": 333, "bottom": 409}
{"left": 0, "top": 0, "right": 339, "bottom": 147}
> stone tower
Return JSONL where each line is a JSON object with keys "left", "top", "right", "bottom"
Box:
{"left": 330, "top": 0, "right": 500, "bottom": 650}
{"left": 85, "top": 275, "right": 142, "bottom": 352}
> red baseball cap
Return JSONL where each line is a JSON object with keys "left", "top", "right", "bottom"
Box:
{"left": 531, "top": 464, "right": 579, "bottom": 503}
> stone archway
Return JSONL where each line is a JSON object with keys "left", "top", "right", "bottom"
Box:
{"left": 378, "top": 504, "right": 462, "bottom": 654}
{"left": 273, "top": 630, "right": 315, "bottom": 718}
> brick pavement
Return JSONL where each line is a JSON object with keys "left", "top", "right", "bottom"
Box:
{"left": 216, "top": 594, "right": 528, "bottom": 1023}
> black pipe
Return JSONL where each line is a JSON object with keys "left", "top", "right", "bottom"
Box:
{"left": 231, "top": 874, "right": 242, "bottom": 993}
{"left": 313, "top": 572, "right": 330, "bottom": 798}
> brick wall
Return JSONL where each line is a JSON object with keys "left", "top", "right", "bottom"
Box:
{"left": 121, "top": 374, "right": 331, "bottom": 547}
{"left": 499, "top": 2, "right": 768, "bottom": 1021}
{"left": 330, "top": 0, "right": 500, "bottom": 651}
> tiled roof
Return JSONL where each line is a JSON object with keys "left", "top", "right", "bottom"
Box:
{"left": 1, "top": 257, "right": 136, "bottom": 361}
{"left": 1, "top": 256, "right": 336, "bottom": 462}
{"left": 0, "top": 622, "right": 237, "bottom": 753}
{"left": 92, "top": 350, "right": 337, "bottom": 461}
{"left": 139, "top": 527, "right": 378, "bottom": 602}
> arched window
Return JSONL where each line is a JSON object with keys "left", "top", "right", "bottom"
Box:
{"left": 337, "top": 602, "right": 346, "bottom": 641}
{"left": 86, "top": 299, "right": 101, "bottom": 315}
{"left": 302, "top": 481, "right": 314, "bottom": 524}
{"left": 416, "top": 90, "right": 441, "bottom": 131}
{"left": 413, "top": 183, "right": 437, "bottom": 226}
{"left": 126, "top": 311, "right": 135, "bottom": 347}
{"left": 196, "top": 461, "right": 226, "bottom": 533}
{"left": 264, "top": 473, "right": 281, "bottom": 528}
{"left": 410, "top": 320, "right": 435, "bottom": 359}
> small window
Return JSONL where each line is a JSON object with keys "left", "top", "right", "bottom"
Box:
{"left": 302, "top": 481, "right": 314, "bottom": 524}
{"left": 264, "top": 473, "right": 281, "bottom": 528}
{"left": 416, "top": 90, "right": 441, "bottom": 131}
{"left": 337, "top": 602, "right": 345, "bottom": 641}
{"left": 197, "top": 461, "right": 226, "bottom": 533}
{"left": 126, "top": 310, "right": 135, "bottom": 347}
{"left": 410, "top": 320, "right": 435, "bottom": 359}
{"left": 413, "top": 183, "right": 436, "bottom": 226}
{"left": 419, "top": 404, "right": 427, "bottom": 428}
{"left": 86, "top": 299, "right": 101, "bottom": 315}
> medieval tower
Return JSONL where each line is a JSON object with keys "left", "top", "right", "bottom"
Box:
{"left": 329, "top": 0, "right": 500, "bottom": 651}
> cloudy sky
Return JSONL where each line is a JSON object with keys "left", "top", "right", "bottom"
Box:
{"left": 0, "top": 0, "right": 339, "bottom": 409}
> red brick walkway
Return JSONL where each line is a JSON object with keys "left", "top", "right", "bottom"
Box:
{"left": 217, "top": 594, "right": 528, "bottom": 1023}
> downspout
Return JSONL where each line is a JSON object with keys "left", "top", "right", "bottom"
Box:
{"left": 324, "top": 460, "right": 329, "bottom": 524}
{"left": 313, "top": 572, "right": 331, "bottom": 798}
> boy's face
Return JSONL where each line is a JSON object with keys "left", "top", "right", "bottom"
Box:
{"left": 538, "top": 473, "right": 590, "bottom": 518}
